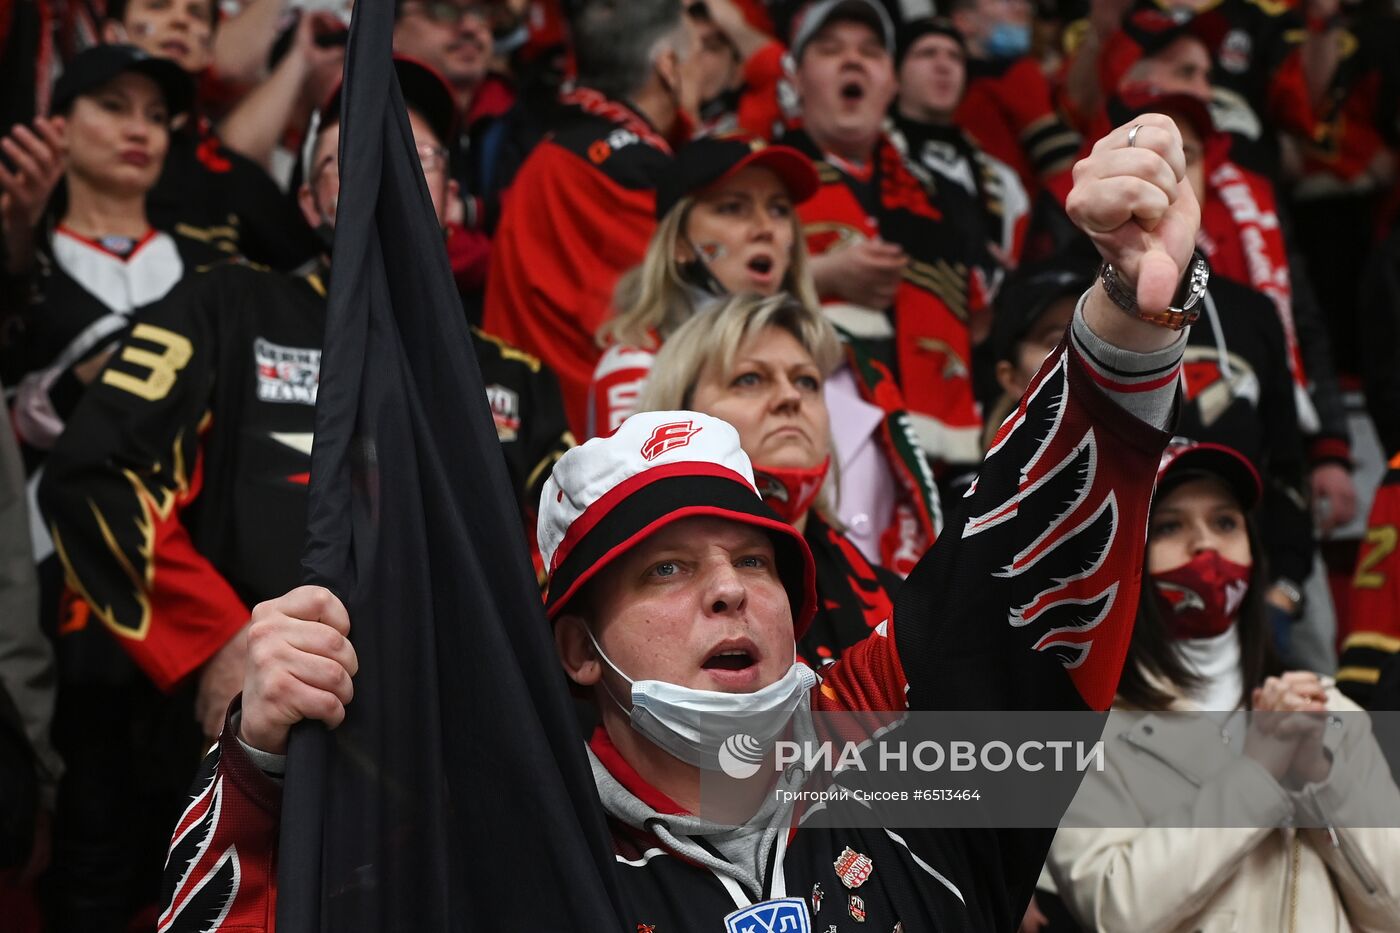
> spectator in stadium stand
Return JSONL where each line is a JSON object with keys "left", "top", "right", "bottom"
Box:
{"left": 1062, "top": 0, "right": 1339, "bottom": 177}
{"left": 590, "top": 134, "right": 941, "bottom": 578}
{"left": 1336, "top": 224, "right": 1400, "bottom": 710}
{"left": 0, "top": 46, "right": 226, "bottom": 469}
{"left": 981, "top": 253, "right": 1095, "bottom": 454}
{"left": 482, "top": 0, "right": 693, "bottom": 437}
{"left": 388, "top": 0, "right": 518, "bottom": 296}
{"left": 36, "top": 57, "right": 571, "bottom": 931}
{"left": 1048, "top": 438, "right": 1400, "bottom": 933}
{"left": 946, "top": 0, "right": 1083, "bottom": 195}
{"left": 887, "top": 16, "right": 1030, "bottom": 295}
{"left": 779, "top": 0, "right": 991, "bottom": 489}
{"left": 1340, "top": 451, "right": 1400, "bottom": 710}
{"left": 589, "top": 135, "right": 823, "bottom": 438}
{"left": 636, "top": 292, "right": 904, "bottom": 665}
{"left": 99, "top": 0, "right": 325, "bottom": 270}
{"left": 679, "top": 0, "right": 790, "bottom": 139}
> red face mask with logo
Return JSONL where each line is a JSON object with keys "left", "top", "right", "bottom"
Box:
{"left": 753, "top": 458, "right": 830, "bottom": 525}
{"left": 1151, "top": 551, "right": 1252, "bottom": 640}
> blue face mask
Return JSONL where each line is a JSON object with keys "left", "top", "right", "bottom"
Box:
{"left": 984, "top": 21, "right": 1031, "bottom": 60}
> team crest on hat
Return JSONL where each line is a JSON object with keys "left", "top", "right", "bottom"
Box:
{"left": 834, "top": 846, "right": 873, "bottom": 889}
{"left": 640, "top": 419, "right": 703, "bottom": 461}
{"left": 848, "top": 894, "right": 867, "bottom": 922}
{"left": 724, "top": 896, "right": 811, "bottom": 933}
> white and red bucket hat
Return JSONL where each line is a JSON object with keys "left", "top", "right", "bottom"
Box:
{"left": 538, "top": 411, "right": 818, "bottom": 636}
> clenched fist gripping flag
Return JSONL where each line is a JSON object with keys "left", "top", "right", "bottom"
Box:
{"left": 280, "top": 1, "right": 625, "bottom": 928}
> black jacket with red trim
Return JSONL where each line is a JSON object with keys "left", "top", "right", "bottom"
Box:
{"left": 39, "top": 260, "right": 570, "bottom": 691}
{"left": 483, "top": 88, "right": 672, "bottom": 436}
{"left": 155, "top": 311, "right": 1180, "bottom": 932}
{"left": 800, "top": 511, "right": 899, "bottom": 668}
{"left": 1339, "top": 454, "right": 1400, "bottom": 710}
{"left": 39, "top": 260, "right": 328, "bottom": 691}
{"left": 1180, "top": 276, "right": 1312, "bottom": 591}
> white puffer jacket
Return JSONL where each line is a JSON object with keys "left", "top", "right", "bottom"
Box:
{"left": 1047, "top": 687, "right": 1400, "bottom": 933}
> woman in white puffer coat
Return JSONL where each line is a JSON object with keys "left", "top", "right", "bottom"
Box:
{"left": 1047, "top": 439, "right": 1400, "bottom": 933}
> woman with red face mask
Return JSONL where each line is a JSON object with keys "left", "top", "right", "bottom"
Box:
{"left": 1044, "top": 439, "right": 1400, "bottom": 933}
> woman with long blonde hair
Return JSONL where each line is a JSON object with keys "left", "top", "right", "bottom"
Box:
{"left": 593, "top": 134, "right": 942, "bottom": 578}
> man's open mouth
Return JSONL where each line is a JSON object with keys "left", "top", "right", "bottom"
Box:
{"left": 703, "top": 648, "right": 757, "bottom": 671}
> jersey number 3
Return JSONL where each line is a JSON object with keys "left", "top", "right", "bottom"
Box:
{"left": 102, "top": 323, "right": 194, "bottom": 402}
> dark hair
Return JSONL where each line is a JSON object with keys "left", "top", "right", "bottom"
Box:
{"left": 570, "top": 0, "right": 682, "bottom": 101}
{"left": 107, "top": 0, "right": 221, "bottom": 31}
{"left": 1117, "top": 515, "right": 1283, "bottom": 710}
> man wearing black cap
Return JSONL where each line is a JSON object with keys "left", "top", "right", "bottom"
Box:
{"left": 161, "top": 114, "right": 1211, "bottom": 932}
{"left": 889, "top": 17, "right": 1029, "bottom": 292}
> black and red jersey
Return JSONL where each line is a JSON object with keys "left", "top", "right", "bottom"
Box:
{"left": 1179, "top": 276, "right": 1311, "bottom": 590}
{"left": 39, "top": 260, "right": 571, "bottom": 691}
{"left": 1339, "top": 454, "right": 1400, "bottom": 709}
{"left": 482, "top": 88, "right": 672, "bottom": 436}
{"left": 156, "top": 318, "right": 1180, "bottom": 932}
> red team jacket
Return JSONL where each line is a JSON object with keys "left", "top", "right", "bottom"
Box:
{"left": 482, "top": 88, "right": 672, "bottom": 436}
{"left": 156, "top": 322, "right": 1180, "bottom": 931}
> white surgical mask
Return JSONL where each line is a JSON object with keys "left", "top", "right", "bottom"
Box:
{"left": 587, "top": 630, "right": 816, "bottom": 771}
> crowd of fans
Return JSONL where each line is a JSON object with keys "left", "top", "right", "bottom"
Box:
{"left": 0, "top": 0, "right": 1398, "bottom": 929}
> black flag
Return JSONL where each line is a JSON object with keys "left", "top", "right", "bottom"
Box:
{"left": 277, "top": 2, "right": 625, "bottom": 928}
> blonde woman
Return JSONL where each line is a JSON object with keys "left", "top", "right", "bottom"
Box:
{"left": 589, "top": 134, "right": 821, "bottom": 437}
{"left": 594, "top": 134, "right": 941, "bottom": 578}
{"left": 636, "top": 292, "right": 900, "bottom": 664}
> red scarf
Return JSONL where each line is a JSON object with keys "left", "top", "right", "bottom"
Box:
{"left": 793, "top": 132, "right": 986, "bottom": 470}
{"left": 1200, "top": 160, "right": 1308, "bottom": 396}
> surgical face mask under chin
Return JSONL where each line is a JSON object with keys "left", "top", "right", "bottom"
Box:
{"left": 586, "top": 630, "right": 816, "bottom": 772}
{"left": 984, "top": 21, "right": 1031, "bottom": 60}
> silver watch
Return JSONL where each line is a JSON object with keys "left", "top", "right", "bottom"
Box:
{"left": 1099, "top": 251, "right": 1210, "bottom": 330}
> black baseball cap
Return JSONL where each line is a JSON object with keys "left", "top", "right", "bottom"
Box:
{"left": 50, "top": 44, "right": 194, "bottom": 117}
{"left": 789, "top": 0, "right": 894, "bottom": 61}
{"left": 895, "top": 16, "right": 965, "bottom": 69}
{"left": 1156, "top": 438, "right": 1262, "bottom": 512}
{"left": 655, "top": 134, "right": 820, "bottom": 219}
{"left": 991, "top": 256, "right": 1097, "bottom": 364}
